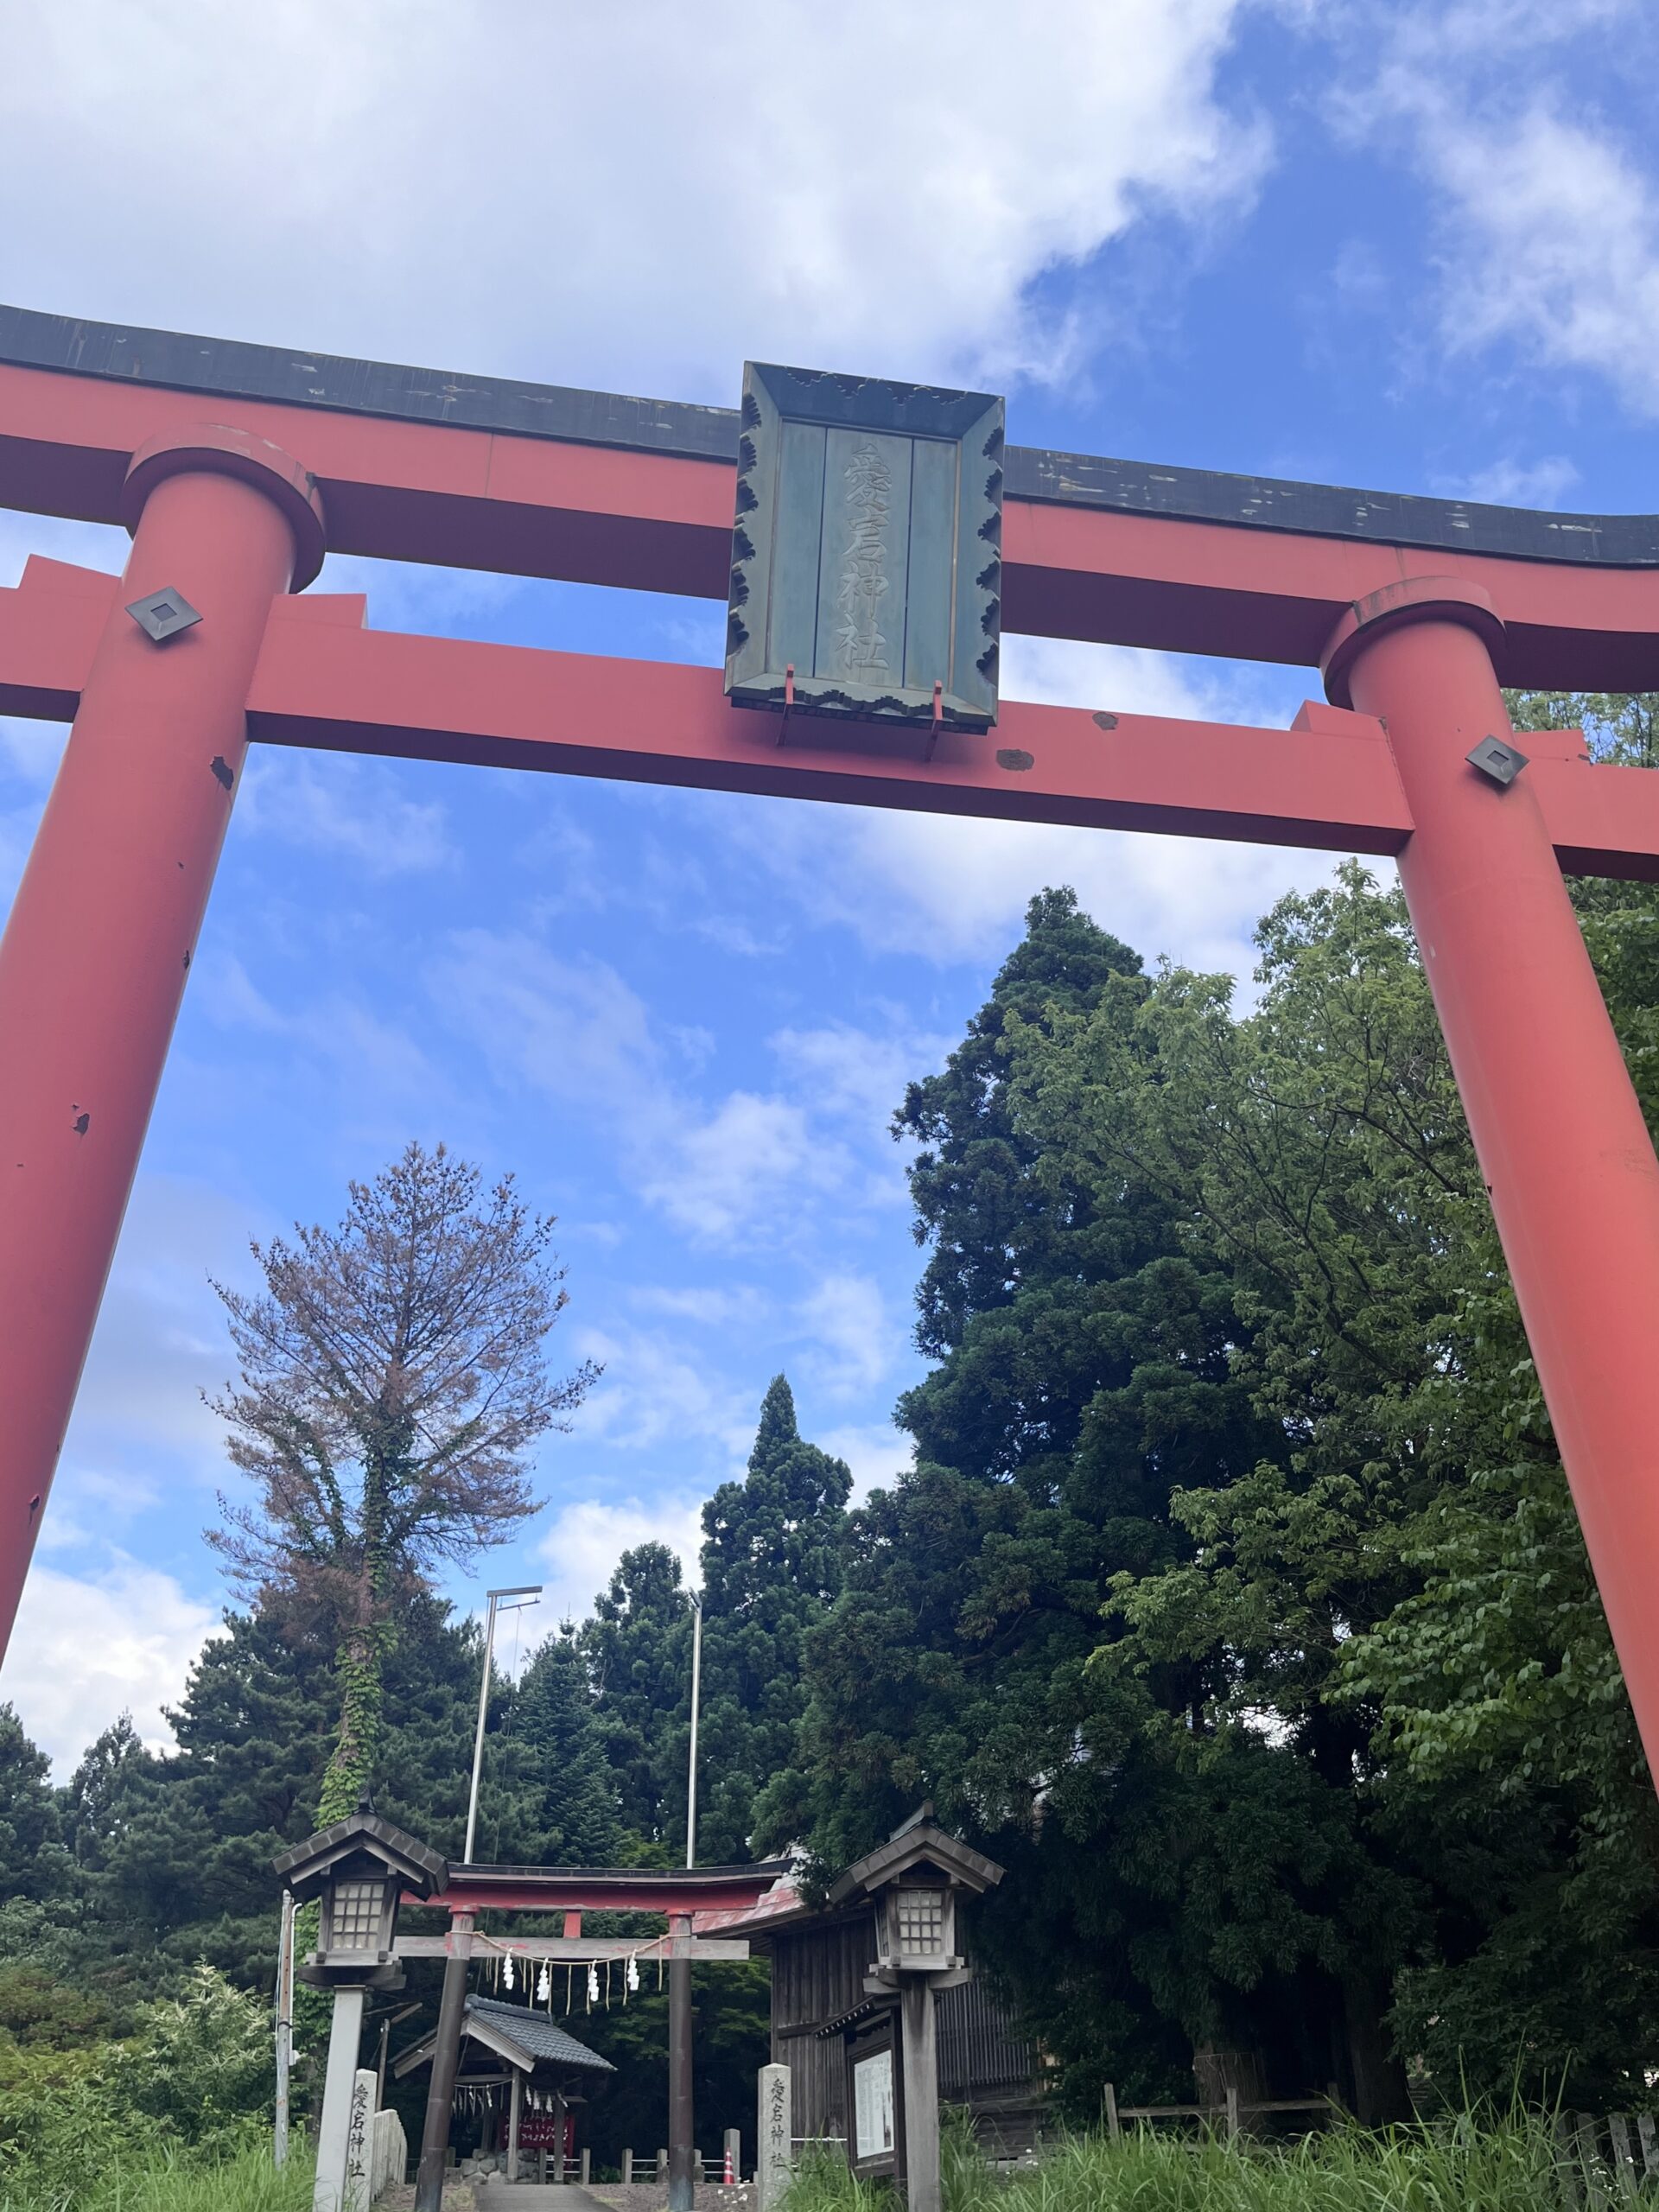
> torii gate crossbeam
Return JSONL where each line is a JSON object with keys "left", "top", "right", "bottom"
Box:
{"left": 3, "top": 307, "right": 1659, "bottom": 1806}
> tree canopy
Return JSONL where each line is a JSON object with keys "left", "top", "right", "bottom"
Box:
{"left": 209, "top": 1141, "right": 597, "bottom": 1818}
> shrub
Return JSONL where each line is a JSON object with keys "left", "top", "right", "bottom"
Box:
{"left": 114, "top": 1963, "right": 275, "bottom": 2155}
{"left": 0, "top": 1961, "right": 276, "bottom": 2202}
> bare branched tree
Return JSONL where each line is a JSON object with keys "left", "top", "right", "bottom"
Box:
{"left": 207, "top": 1141, "right": 599, "bottom": 1820}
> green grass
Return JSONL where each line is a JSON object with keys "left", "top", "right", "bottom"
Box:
{"left": 779, "top": 2112, "right": 1623, "bottom": 2212}
{"left": 0, "top": 2142, "right": 315, "bottom": 2212}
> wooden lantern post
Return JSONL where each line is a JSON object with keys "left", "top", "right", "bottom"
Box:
{"left": 828, "top": 1815, "right": 1005, "bottom": 2212}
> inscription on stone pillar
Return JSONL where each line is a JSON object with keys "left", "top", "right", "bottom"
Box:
{"left": 346, "top": 2068, "right": 376, "bottom": 2212}
{"left": 757, "top": 2062, "right": 792, "bottom": 2212}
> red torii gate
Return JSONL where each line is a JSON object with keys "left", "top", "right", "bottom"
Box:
{"left": 4, "top": 306, "right": 1659, "bottom": 1792}
{"left": 395, "top": 1859, "right": 787, "bottom": 2209}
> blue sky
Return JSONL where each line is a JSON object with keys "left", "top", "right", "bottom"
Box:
{"left": 3, "top": 0, "right": 1659, "bottom": 1770}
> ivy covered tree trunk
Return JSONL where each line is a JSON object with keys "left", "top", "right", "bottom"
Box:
{"left": 315, "top": 1433, "right": 398, "bottom": 1823}
{"left": 316, "top": 1619, "right": 390, "bottom": 1823}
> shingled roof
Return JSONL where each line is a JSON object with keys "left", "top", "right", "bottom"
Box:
{"left": 270, "top": 1802, "right": 449, "bottom": 1900}
{"left": 465, "top": 1998, "right": 615, "bottom": 2072}
{"left": 394, "top": 1995, "right": 615, "bottom": 2080}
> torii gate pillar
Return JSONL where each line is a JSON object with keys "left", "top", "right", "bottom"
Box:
{"left": 1330, "top": 585, "right": 1659, "bottom": 1732}
{"left": 0, "top": 427, "right": 323, "bottom": 1642}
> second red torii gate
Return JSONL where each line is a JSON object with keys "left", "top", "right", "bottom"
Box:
{"left": 4, "top": 305, "right": 1659, "bottom": 1813}
{"left": 394, "top": 1859, "right": 787, "bottom": 2209}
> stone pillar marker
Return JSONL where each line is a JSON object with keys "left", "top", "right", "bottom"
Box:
{"left": 758, "top": 2063, "right": 791, "bottom": 2212}
{"left": 346, "top": 2068, "right": 377, "bottom": 2211}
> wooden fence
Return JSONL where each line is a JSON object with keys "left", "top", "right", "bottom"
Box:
{"left": 615, "top": 2144, "right": 746, "bottom": 2186}
{"left": 1103, "top": 2083, "right": 1337, "bottom": 2140}
{"left": 1551, "top": 2112, "right": 1659, "bottom": 2204}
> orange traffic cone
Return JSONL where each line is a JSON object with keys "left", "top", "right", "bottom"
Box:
{"left": 723, "top": 2148, "right": 735, "bottom": 2185}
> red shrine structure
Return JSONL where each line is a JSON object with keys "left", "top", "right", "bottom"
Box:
{"left": 4, "top": 305, "right": 1659, "bottom": 1809}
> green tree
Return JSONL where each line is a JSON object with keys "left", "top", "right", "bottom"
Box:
{"left": 208, "top": 1141, "right": 598, "bottom": 1820}
{"left": 512, "top": 1625, "right": 620, "bottom": 1865}
{"left": 702, "top": 1376, "right": 850, "bottom": 1861}
{"left": 580, "top": 1542, "right": 696, "bottom": 1851}
{"left": 1005, "top": 774, "right": 1659, "bottom": 2107}
{"left": 113, "top": 1961, "right": 275, "bottom": 2155}
{"left": 0, "top": 1705, "right": 68, "bottom": 1904}
{"left": 781, "top": 890, "right": 1409, "bottom": 2113}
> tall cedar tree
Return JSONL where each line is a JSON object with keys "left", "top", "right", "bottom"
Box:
{"left": 579, "top": 1542, "right": 695, "bottom": 1850}
{"left": 207, "top": 1143, "right": 597, "bottom": 1818}
{"left": 784, "top": 889, "right": 1421, "bottom": 2118}
{"left": 511, "top": 1628, "right": 621, "bottom": 1865}
{"left": 565, "top": 1380, "right": 849, "bottom": 1864}
{"left": 700, "top": 1376, "right": 851, "bottom": 1861}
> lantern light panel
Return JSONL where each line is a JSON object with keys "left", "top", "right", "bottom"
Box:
{"left": 325, "top": 1875, "right": 389, "bottom": 1952}
{"left": 877, "top": 1882, "right": 957, "bottom": 1969}
{"left": 894, "top": 1889, "right": 947, "bottom": 1953}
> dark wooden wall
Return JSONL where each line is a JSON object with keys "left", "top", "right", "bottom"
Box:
{"left": 768, "top": 1906, "right": 1045, "bottom": 2156}
{"left": 772, "top": 1908, "right": 876, "bottom": 2047}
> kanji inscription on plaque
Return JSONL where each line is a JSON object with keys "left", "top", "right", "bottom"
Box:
{"left": 725, "top": 362, "right": 1004, "bottom": 731}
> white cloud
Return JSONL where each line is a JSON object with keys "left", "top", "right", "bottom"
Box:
{"left": 629, "top": 1285, "right": 766, "bottom": 1327}
{"left": 567, "top": 1323, "right": 758, "bottom": 1463}
{"left": 716, "top": 639, "right": 1332, "bottom": 977}
{"left": 431, "top": 933, "right": 663, "bottom": 1117}
{"left": 817, "top": 1421, "right": 915, "bottom": 1504}
{"left": 60, "top": 1173, "right": 258, "bottom": 1490}
{"left": 642, "top": 1092, "right": 846, "bottom": 1243}
{"left": 434, "top": 933, "right": 869, "bottom": 1244}
{"left": 1325, "top": 0, "right": 1659, "bottom": 419}
{"left": 770, "top": 1022, "right": 953, "bottom": 1139}
{"left": 0, "top": 1, "right": 1266, "bottom": 399}
{"left": 2, "top": 1560, "right": 223, "bottom": 1776}
{"left": 238, "top": 752, "right": 454, "bottom": 877}
{"left": 195, "top": 950, "right": 451, "bottom": 1140}
{"left": 1417, "top": 107, "right": 1659, "bottom": 418}
{"left": 798, "top": 1273, "right": 891, "bottom": 1399}
{"left": 532, "top": 1494, "right": 708, "bottom": 1623}
{"left": 1435, "top": 455, "right": 1581, "bottom": 508}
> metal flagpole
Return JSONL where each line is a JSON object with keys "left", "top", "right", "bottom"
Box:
{"left": 686, "top": 1593, "right": 702, "bottom": 1871}
{"left": 274, "top": 1889, "right": 295, "bottom": 2167}
{"left": 669, "top": 1592, "right": 704, "bottom": 2212}
{"left": 464, "top": 1585, "right": 541, "bottom": 1864}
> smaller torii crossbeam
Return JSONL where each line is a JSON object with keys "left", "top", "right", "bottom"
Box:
{"left": 4, "top": 306, "right": 1659, "bottom": 1815}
